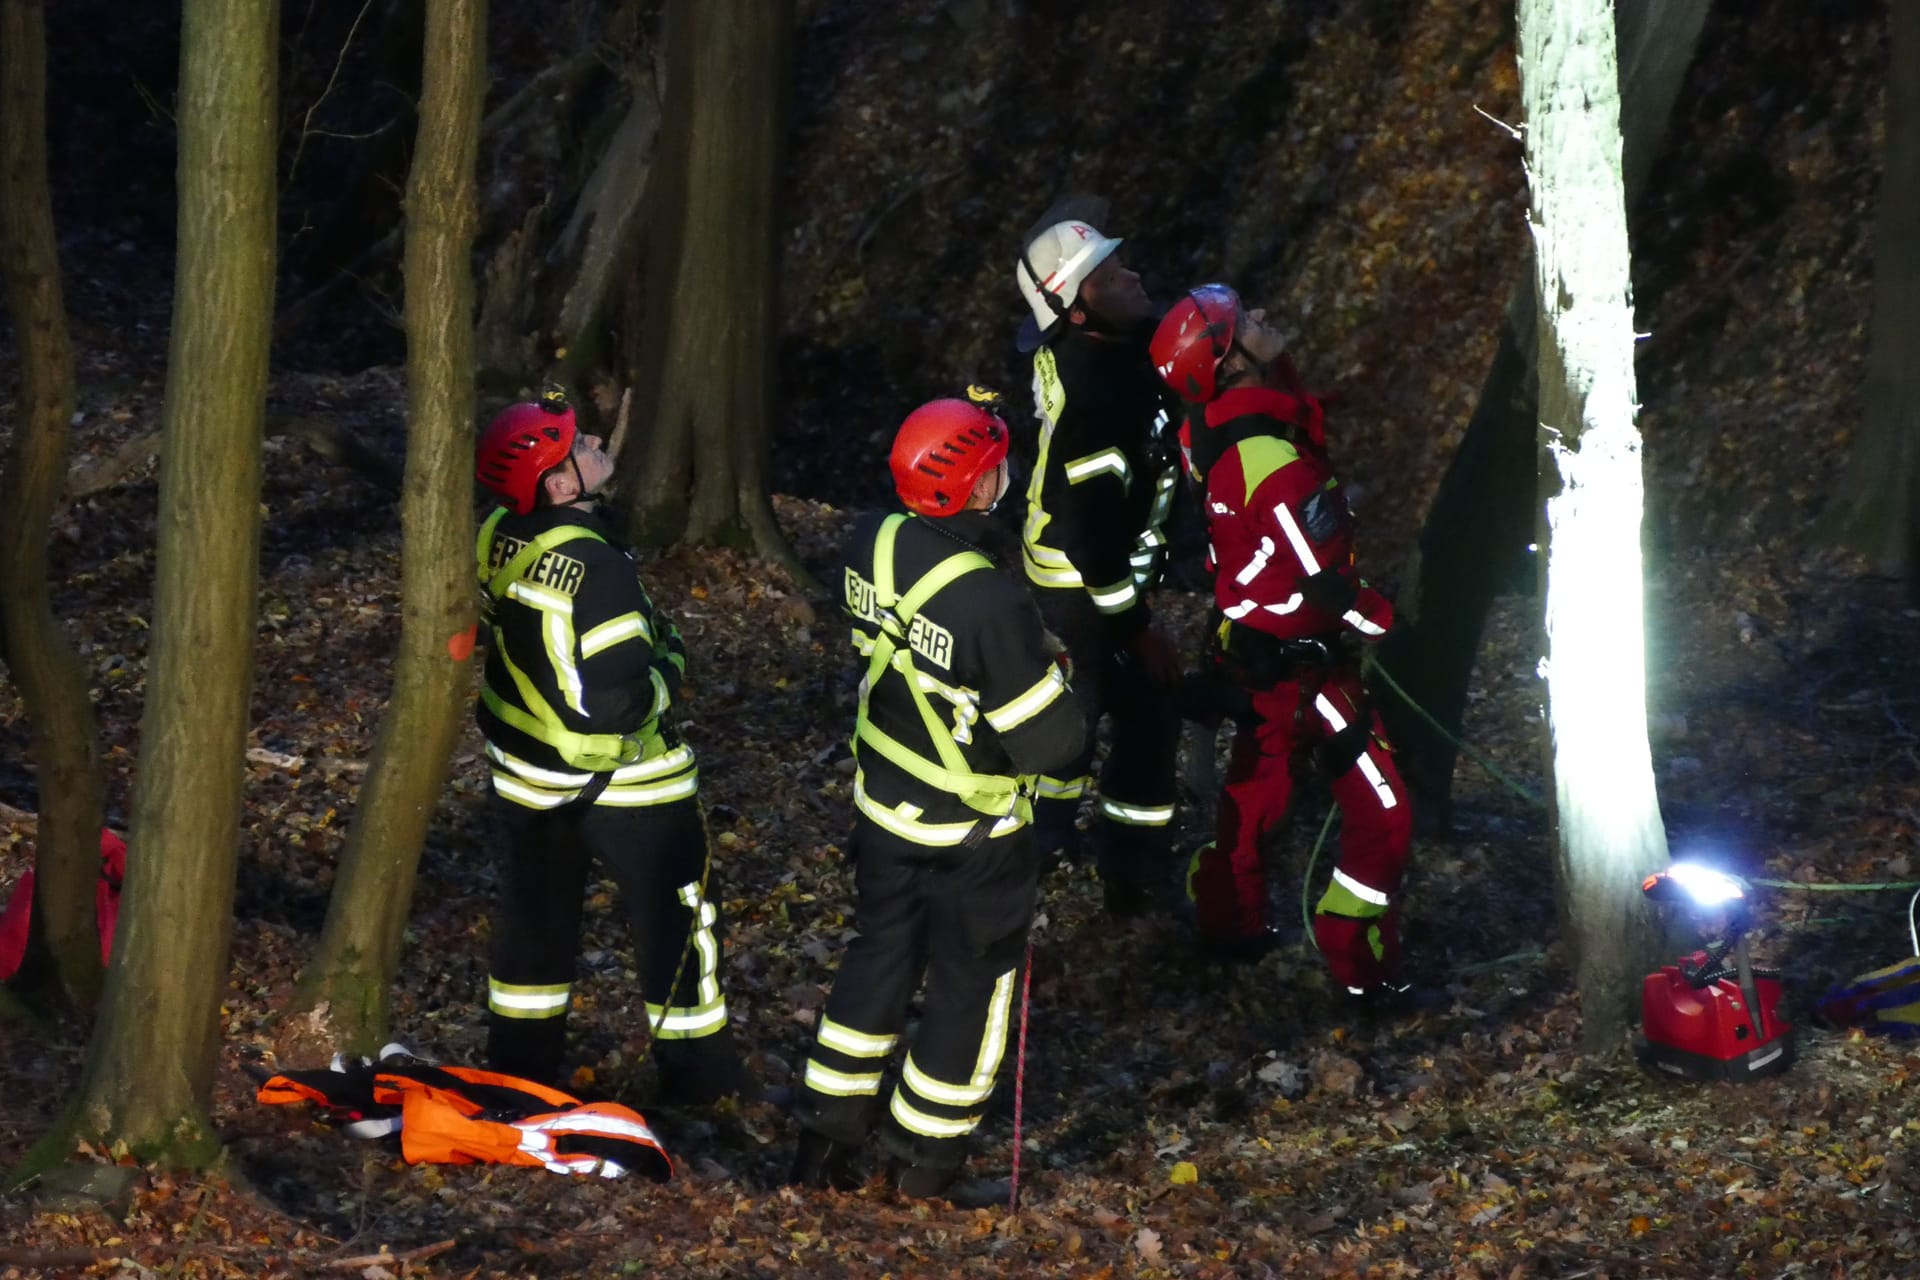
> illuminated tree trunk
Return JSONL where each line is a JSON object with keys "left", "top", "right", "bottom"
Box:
{"left": 0, "top": 0, "right": 108, "bottom": 1011}
{"left": 1821, "top": 0, "right": 1919, "bottom": 597}
{"left": 24, "top": 0, "right": 278, "bottom": 1172}
{"left": 290, "top": 0, "right": 483, "bottom": 1055}
{"left": 1380, "top": 0, "right": 1709, "bottom": 827}
{"left": 622, "top": 0, "right": 800, "bottom": 578}
{"left": 1519, "top": 0, "right": 1669, "bottom": 1053}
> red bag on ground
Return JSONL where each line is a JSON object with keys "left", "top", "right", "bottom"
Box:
{"left": 0, "top": 828, "right": 127, "bottom": 982}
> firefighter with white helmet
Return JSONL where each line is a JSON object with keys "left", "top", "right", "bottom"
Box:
{"left": 471, "top": 386, "right": 748, "bottom": 1104}
{"left": 1013, "top": 207, "right": 1185, "bottom": 916}
{"left": 790, "top": 397, "right": 1087, "bottom": 1199}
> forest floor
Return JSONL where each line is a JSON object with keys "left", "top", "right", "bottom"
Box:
{"left": 4, "top": 0, "right": 1920, "bottom": 1277}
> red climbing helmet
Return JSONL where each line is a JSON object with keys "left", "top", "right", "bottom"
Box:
{"left": 476, "top": 387, "right": 576, "bottom": 514}
{"left": 889, "top": 398, "right": 1010, "bottom": 517}
{"left": 1150, "top": 283, "right": 1241, "bottom": 403}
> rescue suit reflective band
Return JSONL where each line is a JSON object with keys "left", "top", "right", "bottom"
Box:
{"left": 853, "top": 514, "right": 1034, "bottom": 836}
{"left": 476, "top": 508, "right": 672, "bottom": 774}
{"left": 258, "top": 1054, "right": 672, "bottom": 1181}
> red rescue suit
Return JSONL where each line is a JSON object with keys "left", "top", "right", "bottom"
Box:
{"left": 1182, "top": 382, "right": 1411, "bottom": 992}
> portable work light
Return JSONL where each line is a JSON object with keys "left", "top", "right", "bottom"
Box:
{"left": 1635, "top": 861, "right": 1794, "bottom": 1082}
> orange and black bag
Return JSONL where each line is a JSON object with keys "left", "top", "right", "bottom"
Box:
{"left": 257, "top": 1047, "right": 672, "bottom": 1181}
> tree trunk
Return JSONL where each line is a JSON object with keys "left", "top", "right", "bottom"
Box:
{"left": 0, "top": 0, "right": 108, "bottom": 1011}
{"left": 1519, "top": 0, "right": 1668, "bottom": 1054}
{"left": 291, "top": 0, "right": 484, "bottom": 1055}
{"left": 621, "top": 0, "right": 802, "bottom": 578}
{"left": 1378, "top": 0, "right": 1709, "bottom": 826}
{"left": 1819, "top": 0, "right": 1920, "bottom": 596}
{"left": 28, "top": 0, "right": 278, "bottom": 1171}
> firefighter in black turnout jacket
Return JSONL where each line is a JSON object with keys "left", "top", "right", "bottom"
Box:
{"left": 471, "top": 388, "right": 746, "bottom": 1105}
{"left": 790, "top": 399, "right": 1086, "bottom": 1198}
{"left": 1015, "top": 216, "right": 1184, "bottom": 914}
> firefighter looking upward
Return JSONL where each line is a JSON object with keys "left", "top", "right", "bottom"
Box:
{"left": 471, "top": 387, "right": 748, "bottom": 1104}
{"left": 1014, "top": 214, "right": 1184, "bottom": 916}
{"left": 790, "top": 398, "right": 1087, "bottom": 1199}
{"left": 1149, "top": 286, "right": 1414, "bottom": 997}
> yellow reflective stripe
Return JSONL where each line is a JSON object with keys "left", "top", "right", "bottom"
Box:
{"left": 609, "top": 742, "right": 696, "bottom": 783}
{"left": 677, "top": 881, "right": 722, "bottom": 1010}
{"left": 490, "top": 980, "right": 571, "bottom": 1018}
{"left": 967, "top": 965, "right": 1016, "bottom": 1091}
{"left": 486, "top": 742, "right": 593, "bottom": 788}
{"left": 804, "top": 1060, "right": 884, "bottom": 1097}
{"left": 643, "top": 998, "right": 728, "bottom": 1038}
{"left": 1023, "top": 554, "right": 1083, "bottom": 589}
{"left": 506, "top": 580, "right": 572, "bottom": 612}
{"left": 983, "top": 666, "right": 1067, "bottom": 733}
{"left": 854, "top": 773, "right": 1024, "bottom": 846}
{"left": 1033, "top": 774, "right": 1089, "bottom": 800}
{"left": 818, "top": 1016, "right": 898, "bottom": 1058}
{"left": 491, "top": 773, "right": 584, "bottom": 809}
{"left": 1088, "top": 578, "right": 1138, "bottom": 613}
{"left": 581, "top": 611, "right": 651, "bottom": 657}
{"left": 598, "top": 772, "right": 699, "bottom": 807}
{"left": 902, "top": 1054, "right": 993, "bottom": 1107}
{"left": 1063, "top": 447, "right": 1129, "bottom": 484}
{"left": 889, "top": 1090, "right": 978, "bottom": 1138}
{"left": 1097, "top": 798, "right": 1174, "bottom": 826}
{"left": 545, "top": 610, "right": 586, "bottom": 715}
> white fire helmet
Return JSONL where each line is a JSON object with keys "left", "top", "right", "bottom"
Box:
{"left": 1015, "top": 219, "right": 1124, "bottom": 337}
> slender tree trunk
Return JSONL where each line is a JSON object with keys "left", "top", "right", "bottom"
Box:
{"left": 1378, "top": 0, "right": 1709, "bottom": 826}
{"left": 1519, "top": 0, "right": 1668, "bottom": 1054}
{"left": 622, "top": 0, "right": 804, "bottom": 581}
{"left": 291, "top": 0, "right": 484, "bottom": 1054}
{"left": 22, "top": 0, "right": 278, "bottom": 1172}
{"left": 0, "top": 0, "right": 108, "bottom": 1011}
{"left": 1820, "top": 1, "right": 1920, "bottom": 596}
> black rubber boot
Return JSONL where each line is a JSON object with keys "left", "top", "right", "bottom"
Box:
{"left": 654, "top": 1028, "right": 756, "bottom": 1107}
{"left": 892, "top": 1161, "right": 960, "bottom": 1200}
{"left": 789, "top": 1129, "right": 863, "bottom": 1190}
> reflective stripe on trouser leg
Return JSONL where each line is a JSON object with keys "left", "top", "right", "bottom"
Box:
{"left": 1313, "top": 697, "right": 1412, "bottom": 990}
{"left": 644, "top": 880, "right": 728, "bottom": 1039}
{"left": 793, "top": 820, "right": 930, "bottom": 1148}
{"left": 888, "top": 966, "right": 1015, "bottom": 1145}
{"left": 486, "top": 795, "right": 594, "bottom": 1079}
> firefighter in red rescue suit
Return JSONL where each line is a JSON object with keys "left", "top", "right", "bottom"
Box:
{"left": 1149, "top": 286, "right": 1414, "bottom": 996}
{"left": 1014, "top": 214, "right": 1184, "bottom": 915}
{"left": 790, "top": 398, "right": 1086, "bottom": 1199}
{"left": 472, "top": 387, "right": 748, "bottom": 1105}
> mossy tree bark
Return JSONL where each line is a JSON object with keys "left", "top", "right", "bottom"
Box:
{"left": 0, "top": 0, "right": 108, "bottom": 1013}
{"left": 21, "top": 0, "right": 278, "bottom": 1173}
{"left": 1519, "top": 0, "right": 1669, "bottom": 1054}
{"left": 620, "top": 0, "right": 805, "bottom": 581}
{"left": 1377, "top": 0, "right": 1709, "bottom": 828}
{"left": 1819, "top": 1, "right": 1920, "bottom": 597}
{"left": 289, "top": 0, "right": 485, "bottom": 1055}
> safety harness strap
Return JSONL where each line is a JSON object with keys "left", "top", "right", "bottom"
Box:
{"left": 476, "top": 508, "right": 666, "bottom": 773}
{"left": 854, "top": 514, "right": 1031, "bottom": 823}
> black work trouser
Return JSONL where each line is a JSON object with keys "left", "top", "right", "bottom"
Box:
{"left": 793, "top": 819, "right": 1039, "bottom": 1172}
{"left": 485, "top": 791, "right": 733, "bottom": 1085}
{"left": 1030, "top": 585, "right": 1180, "bottom": 887}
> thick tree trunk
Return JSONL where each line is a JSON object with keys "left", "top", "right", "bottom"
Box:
{"left": 622, "top": 0, "right": 802, "bottom": 579}
{"left": 290, "top": 0, "right": 484, "bottom": 1054}
{"left": 29, "top": 0, "right": 278, "bottom": 1171}
{"left": 1519, "top": 0, "right": 1668, "bottom": 1054}
{"left": 1820, "top": 1, "right": 1920, "bottom": 595}
{"left": 0, "top": 0, "right": 108, "bottom": 1011}
{"left": 1378, "top": 0, "right": 1709, "bottom": 826}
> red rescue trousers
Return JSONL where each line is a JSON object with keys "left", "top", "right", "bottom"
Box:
{"left": 1187, "top": 668, "right": 1412, "bottom": 991}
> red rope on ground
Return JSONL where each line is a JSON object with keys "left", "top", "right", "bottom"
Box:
{"left": 1009, "top": 929, "right": 1035, "bottom": 1214}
